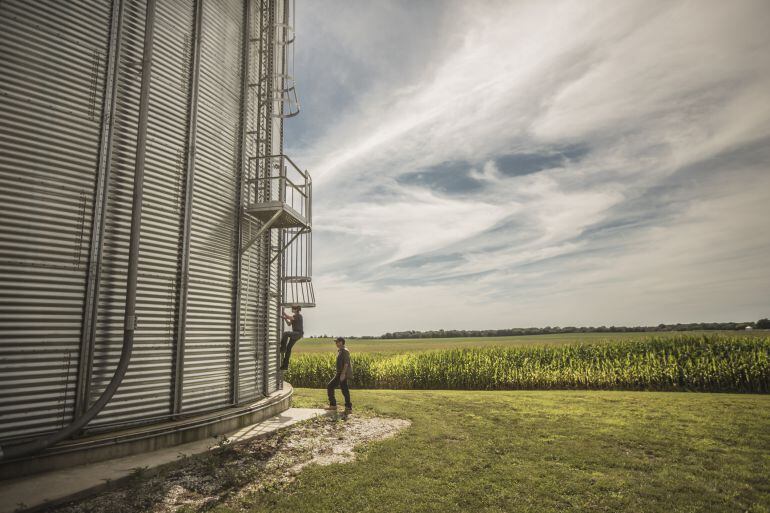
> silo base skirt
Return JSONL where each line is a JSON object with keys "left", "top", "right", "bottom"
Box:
{"left": 0, "top": 384, "right": 294, "bottom": 480}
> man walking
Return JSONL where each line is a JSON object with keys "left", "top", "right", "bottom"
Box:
{"left": 280, "top": 306, "right": 303, "bottom": 370}
{"left": 325, "top": 337, "right": 352, "bottom": 413}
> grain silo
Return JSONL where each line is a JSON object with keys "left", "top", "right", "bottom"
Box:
{"left": 0, "top": 0, "right": 313, "bottom": 476}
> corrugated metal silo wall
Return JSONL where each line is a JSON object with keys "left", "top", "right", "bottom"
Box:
{"left": 0, "top": 0, "right": 283, "bottom": 441}
{"left": 237, "top": 0, "right": 262, "bottom": 404}
{"left": 238, "top": 221, "right": 262, "bottom": 402}
{"left": 132, "top": 0, "right": 194, "bottom": 421}
{"left": 267, "top": 0, "right": 285, "bottom": 392}
{"left": 88, "top": 0, "right": 195, "bottom": 429}
{"left": 89, "top": 0, "right": 145, "bottom": 428}
{"left": 250, "top": 0, "right": 282, "bottom": 395}
{"left": 0, "top": 0, "right": 111, "bottom": 440}
{"left": 181, "top": 0, "right": 243, "bottom": 414}
{"left": 268, "top": 232, "right": 281, "bottom": 390}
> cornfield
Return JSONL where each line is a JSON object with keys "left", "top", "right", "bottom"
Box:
{"left": 285, "top": 334, "right": 770, "bottom": 392}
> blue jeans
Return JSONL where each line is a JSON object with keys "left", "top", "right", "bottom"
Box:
{"left": 280, "top": 331, "right": 302, "bottom": 369}
{"left": 327, "top": 375, "right": 351, "bottom": 408}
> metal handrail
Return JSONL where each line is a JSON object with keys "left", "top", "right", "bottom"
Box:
{"left": 249, "top": 154, "right": 311, "bottom": 225}
{"left": 264, "top": 153, "right": 309, "bottom": 179}
{"left": 249, "top": 174, "right": 305, "bottom": 196}
{"left": 248, "top": 154, "right": 310, "bottom": 181}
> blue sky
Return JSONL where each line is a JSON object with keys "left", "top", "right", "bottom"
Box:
{"left": 284, "top": 0, "right": 770, "bottom": 336}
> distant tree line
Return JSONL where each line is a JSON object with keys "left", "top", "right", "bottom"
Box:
{"left": 370, "top": 319, "right": 769, "bottom": 340}
{"left": 304, "top": 318, "right": 770, "bottom": 340}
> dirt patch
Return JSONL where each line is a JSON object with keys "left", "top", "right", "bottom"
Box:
{"left": 46, "top": 415, "right": 410, "bottom": 513}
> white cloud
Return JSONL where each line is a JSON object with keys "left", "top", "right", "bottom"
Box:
{"left": 318, "top": 188, "right": 510, "bottom": 263}
{"left": 287, "top": 0, "right": 770, "bottom": 335}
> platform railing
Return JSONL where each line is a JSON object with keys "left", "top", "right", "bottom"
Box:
{"left": 248, "top": 154, "right": 311, "bottom": 225}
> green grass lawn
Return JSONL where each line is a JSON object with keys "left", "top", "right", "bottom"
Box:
{"left": 233, "top": 388, "right": 770, "bottom": 513}
{"left": 295, "top": 331, "right": 765, "bottom": 355}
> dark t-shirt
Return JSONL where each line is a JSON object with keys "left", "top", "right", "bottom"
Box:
{"left": 291, "top": 313, "right": 303, "bottom": 334}
{"left": 336, "top": 347, "right": 352, "bottom": 379}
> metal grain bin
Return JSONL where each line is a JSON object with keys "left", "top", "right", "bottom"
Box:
{"left": 0, "top": 0, "right": 312, "bottom": 466}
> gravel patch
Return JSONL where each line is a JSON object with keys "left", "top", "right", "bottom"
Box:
{"left": 45, "top": 415, "right": 410, "bottom": 513}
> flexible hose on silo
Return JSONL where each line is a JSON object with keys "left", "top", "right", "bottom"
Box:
{"left": 0, "top": 0, "right": 157, "bottom": 462}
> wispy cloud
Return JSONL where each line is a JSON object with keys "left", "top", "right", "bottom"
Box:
{"left": 287, "top": 0, "right": 770, "bottom": 336}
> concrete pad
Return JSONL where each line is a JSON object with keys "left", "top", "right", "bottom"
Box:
{"left": 0, "top": 408, "right": 326, "bottom": 513}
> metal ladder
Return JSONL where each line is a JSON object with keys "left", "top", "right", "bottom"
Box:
{"left": 250, "top": 0, "right": 300, "bottom": 120}
{"left": 241, "top": 0, "right": 314, "bottom": 391}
